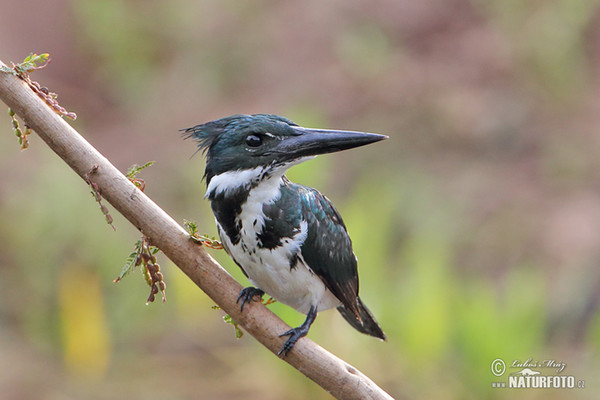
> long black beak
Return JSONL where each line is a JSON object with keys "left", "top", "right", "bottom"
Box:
{"left": 269, "top": 127, "right": 388, "bottom": 160}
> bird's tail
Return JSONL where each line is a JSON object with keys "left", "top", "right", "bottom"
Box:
{"left": 337, "top": 297, "right": 386, "bottom": 340}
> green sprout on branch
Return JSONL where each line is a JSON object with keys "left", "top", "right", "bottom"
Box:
{"left": 126, "top": 161, "right": 155, "bottom": 191}
{"left": 212, "top": 305, "right": 244, "bottom": 339}
{"left": 0, "top": 52, "right": 51, "bottom": 76}
{"left": 184, "top": 219, "right": 223, "bottom": 249}
{"left": 2, "top": 52, "right": 76, "bottom": 150}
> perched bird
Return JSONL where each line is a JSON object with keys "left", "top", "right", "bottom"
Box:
{"left": 183, "top": 114, "right": 387, "bottom": 356}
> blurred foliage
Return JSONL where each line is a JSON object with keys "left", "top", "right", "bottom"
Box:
{"left": 1, "top": 0, "right": 600, "bottom": 399}
{"left": 59, "top": 265, "right": 110, "bottom": 379}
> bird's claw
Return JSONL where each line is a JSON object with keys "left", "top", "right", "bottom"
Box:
{"left": 277, "top": 305, "right": 317, "bottom": 357}
{"left": 277, "top": 327, "right": 307, "bottom": 357}
{"left": 236, "top": 287, "right": 264, "bottom": 312}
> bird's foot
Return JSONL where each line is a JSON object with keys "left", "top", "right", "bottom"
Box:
{"left": 262, "top": 297, "right": 277, "bottom": 306}
{"left": 278, "top": 326, "right": 310, "bottom": 357}
{"left": 236, "top": 287, "right": 264, "bottom": 312}
{"left": 277, "top": 305, "right": 318, "bottom": 357}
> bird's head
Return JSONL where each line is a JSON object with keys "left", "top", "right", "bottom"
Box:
{"left": 183, "top": 114, "right": 387, "bottom": 185}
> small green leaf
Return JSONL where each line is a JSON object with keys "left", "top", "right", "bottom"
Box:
{"left": 114, "top": 240, "right": 142, "bottom": 282}
{"left": 16, "top": 53, "right": 50, "bottom": 74}
{"left": 126, "top": 161, "right": 155, "bottom": 179}
{"left": 185, "top": 221, "right": 223, "bottom": 249}
{"left": 223, "top": 314, "right": 244, "bottom": 339}
{"left": 183, "top": 219, "right": 198, "bottom": 236}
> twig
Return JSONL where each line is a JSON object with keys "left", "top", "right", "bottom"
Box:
{"left": 0, "top": 58, "right": 394, "bottom": 400}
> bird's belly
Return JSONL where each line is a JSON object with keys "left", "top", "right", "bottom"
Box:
{"left": 222, "top": 232, "right": 340, "bottom": 314}
{"left": 239, "top": 248, "right": 340, "bottom": 314}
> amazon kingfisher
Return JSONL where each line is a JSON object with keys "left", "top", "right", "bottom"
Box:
{"left": 183, "top": 114, "right": 387, "bottom": 356}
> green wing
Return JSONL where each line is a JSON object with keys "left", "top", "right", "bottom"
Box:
{"left": 296, "top": 184, "right": 360, "bottom": 317}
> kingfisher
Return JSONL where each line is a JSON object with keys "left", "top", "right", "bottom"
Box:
{"left": 183, "top": 114, "right": 387, "bottom": 356}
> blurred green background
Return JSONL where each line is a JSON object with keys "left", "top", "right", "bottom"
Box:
{"left": 1, "top": 1, "right": 600, "bottom": 399}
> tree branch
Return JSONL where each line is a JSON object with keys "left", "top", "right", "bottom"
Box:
{"left": 0, "top": 59, "right": 394, "bottom": 400}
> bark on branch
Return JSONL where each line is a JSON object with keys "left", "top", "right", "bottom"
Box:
{"left": 0, "top": 59, "right": 394, "bottom": 400}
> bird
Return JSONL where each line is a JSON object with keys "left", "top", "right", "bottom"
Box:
{"left": 183, "top": 114, "right": 387, "bottom": 356}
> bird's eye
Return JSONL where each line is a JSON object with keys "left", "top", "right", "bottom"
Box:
{"left": 246, "top": 134, "right": 263, "bottom": 147}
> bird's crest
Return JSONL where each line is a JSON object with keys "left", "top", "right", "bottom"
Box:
{"left": 181, "top": 114, "right": 298, "bottom": 155}
{"left": 180, "top": 116, "right": 235, "bottom": 155}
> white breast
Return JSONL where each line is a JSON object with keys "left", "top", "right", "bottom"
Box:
{"left": 214, "top": 174, "right": 340, "bottom": 314}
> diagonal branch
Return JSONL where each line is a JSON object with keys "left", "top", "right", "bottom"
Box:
{"left": 0, "top": 59, "right": 394, "bottom": 400}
